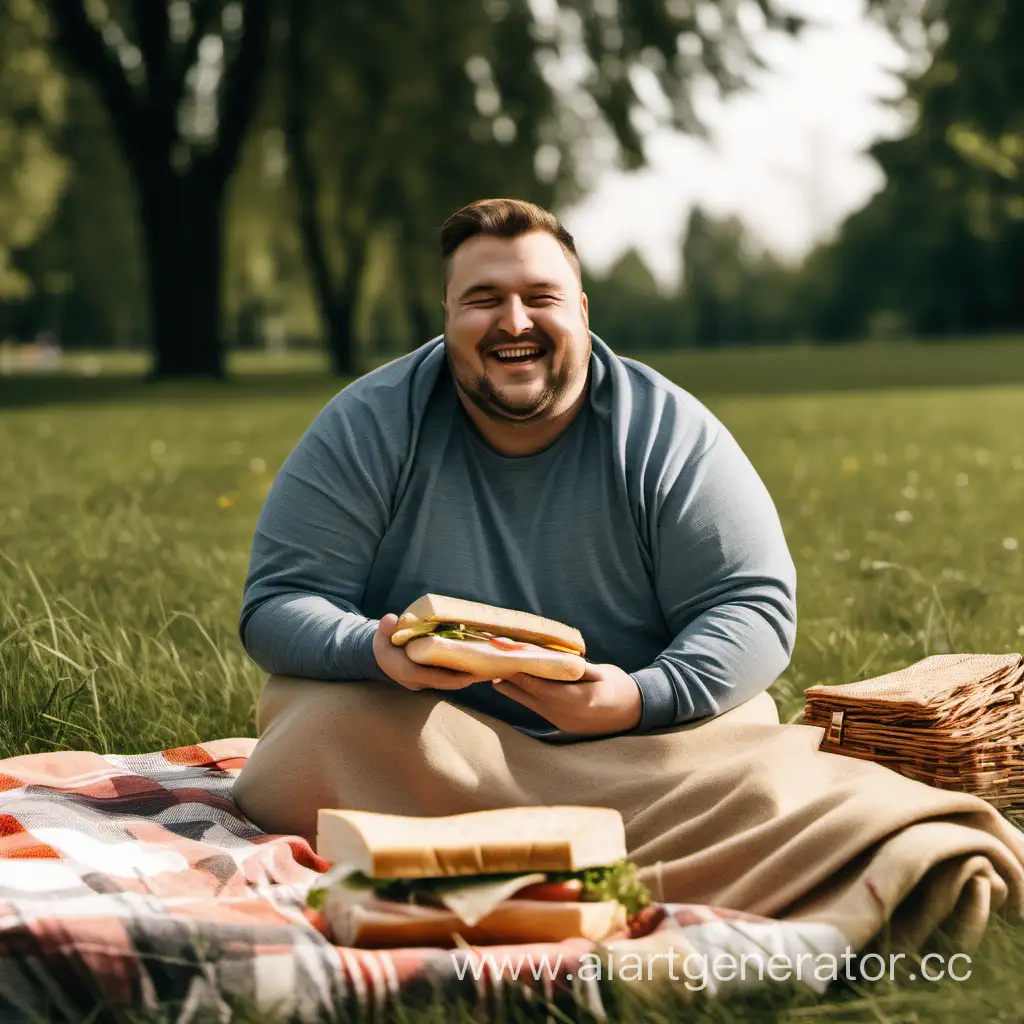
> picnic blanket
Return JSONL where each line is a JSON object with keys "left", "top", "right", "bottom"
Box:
{"left": 235, "top": 677, "right": 1024, "bottom": 960}
{"left": 0, "top": 738, "right": 851, "bottom": 1023}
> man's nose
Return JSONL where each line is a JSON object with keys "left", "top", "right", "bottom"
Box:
{"left": 497, "top": 296, "right": 534, "bottom": 337}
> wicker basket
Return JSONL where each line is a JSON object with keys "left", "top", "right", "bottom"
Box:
{"left": 802, "top": 653, "right": 1024, "bottom": 808}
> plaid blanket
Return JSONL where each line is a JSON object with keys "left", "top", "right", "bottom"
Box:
{"left": 0, "top": 739, "right": 849, "bottom": 1022}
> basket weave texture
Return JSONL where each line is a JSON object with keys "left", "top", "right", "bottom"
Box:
{"left": 802, "top": 653, "right": 1024, "bottom": 808}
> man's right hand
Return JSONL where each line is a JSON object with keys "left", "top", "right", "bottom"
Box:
{"left": 373, "top": 613, "right": 497, "bottom": 691}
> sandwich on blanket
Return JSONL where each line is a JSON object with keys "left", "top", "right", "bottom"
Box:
{"left": 308, "top": 806, "right": 651, "bottom": 947}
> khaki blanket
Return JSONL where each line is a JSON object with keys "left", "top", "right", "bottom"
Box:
{"left": 233, "top": 677, "right": 1024, "bottom": 955}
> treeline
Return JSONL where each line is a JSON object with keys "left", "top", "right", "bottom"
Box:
{"left": 2, "top": 0, "right": 811, "bottom": 376}
{"left": 590, "top": 0, "right": 1024, "bottom": 350}
{"left": 1, "top": 0, "right": 1022, "bottom": 375}
{"left": 584, "top": 210, "right": 810, "bottom": 351}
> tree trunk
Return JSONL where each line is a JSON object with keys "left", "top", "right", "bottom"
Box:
{"left": 324, "top": 297, "right": 359, "bottom": 376}
{"left": 398, "top": 239, "right": 437, "bottom": 344}
{"left": 45, "top": 0, "right": 271, "bottom": 382}
{"left": 284, "top": 0, "right": 366, "bottom": 379}
{"left": 322, "top": 240, "right": 367, "bottom": 376}
{"left": 139, "top": 174, "right": 226, "bottom": 379}
{"left": 407, "top": 293, "right": 434, "bottom": 347}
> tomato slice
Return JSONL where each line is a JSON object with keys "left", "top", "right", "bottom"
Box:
{"left": 487, "top": 635, "right": 531, "bottom": 651}
{"left": 512, "top": 880, "right": 584, "bottom": 902}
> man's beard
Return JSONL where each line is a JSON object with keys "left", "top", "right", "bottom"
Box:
{"left": 445, "top": 330, "right": 589, "bottom": 425}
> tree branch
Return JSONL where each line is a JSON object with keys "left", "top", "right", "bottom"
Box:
{"left": 45, "top": 0, "right": 145, "bottom": 162}
{"left": 202, "top": 0, "right": 271, "bottom": 186}
{"left": 283, "top": 0, "right": 339, "bottom": 313}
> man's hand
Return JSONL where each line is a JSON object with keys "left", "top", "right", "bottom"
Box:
{"left": 493, "top": 662, "right": 643, "bottom": 736}
{"left": 373, "top": 613, "right": 500, "bottom": 692}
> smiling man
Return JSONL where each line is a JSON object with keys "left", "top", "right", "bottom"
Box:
{"left": 439, "top": 210, "right": 591, "bottom": 457}
{"left": 234, "top": 198, "right": 797, "bottom": 834}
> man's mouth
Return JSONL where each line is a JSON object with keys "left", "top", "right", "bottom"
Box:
{"left": 489, "top": 344, "right": 545, "bottom": 367}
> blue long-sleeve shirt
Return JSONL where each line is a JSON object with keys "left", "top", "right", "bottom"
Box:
{"left": 239, "top": 334, "right": 797, "bottom": 741}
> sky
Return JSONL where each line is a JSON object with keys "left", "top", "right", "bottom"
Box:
{"left": 562, "top": 0, "right": 910, "bottom": 289}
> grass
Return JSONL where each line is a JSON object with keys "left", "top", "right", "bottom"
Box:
{"left": 2, "top": 339, "right": 1024, "bottom": 1021}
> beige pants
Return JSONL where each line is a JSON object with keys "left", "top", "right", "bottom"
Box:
{"left": 234, "top": 676, "right": 1024, "bottom": 952}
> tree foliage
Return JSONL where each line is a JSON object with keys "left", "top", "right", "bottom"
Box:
{"left": 797, "top": 0, "right": 1024, "bottom": 340}
{"left": 284, "top": 0, "right": 806, "bottom": 372}
{"left": 6, "top": 0, "right": 811, "bottom": 371}
{"left": 15, "top": 0, "right": 1024, "bottom": 361}
{"left": 0, "top": 0, "right": 68, "bottom": 303}
{"left": 586, "top": 0, "right": 1024, "bottom": 351}
{"left": 16, "top": 75, "right": 147, "bottom": 348}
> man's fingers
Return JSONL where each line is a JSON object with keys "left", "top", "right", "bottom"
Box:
{"left": 413, "top": 667, "right": 488, "bottom": 690}
{"left": 493, "top": 679, "right": 544, "bottom": 714}
{"left": 399, "top": 676, "right": 466, "bottom": 692}
{"left": 377, "top": 613, "right": 398, "bottom": 638}
{"left": 505, "top": 673, "right": 562, "bottom": 697}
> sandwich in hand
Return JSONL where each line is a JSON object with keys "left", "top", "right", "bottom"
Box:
{"left": 307, "top": 806, "right": 651, "bottom": 948}
{"left": 391, "top": 593, "right": 587, "bottom": 682}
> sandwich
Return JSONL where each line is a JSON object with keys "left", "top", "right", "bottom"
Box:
{"left": 307, "top": 806, "right": 651, "bottom": 948}
{"left": 391, "top": 593, "right": 587, "bottom": 682}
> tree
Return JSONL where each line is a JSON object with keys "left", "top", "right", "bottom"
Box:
{"left": 0, "top": 0, "right": 69, "bottom": 307}
{"left": 223, "top": 120, "right": 316, "bottom": 352}
{"left": 41, "top": 0, "right": 272, "bottom": 377}
{"left": 283, "top": 0, "right": 558, "bottom": 374}
{"left": 284, "top": 0, "right": 808, "bottom": 374}
{"left": 803, "top": 0, "right": 1024, "bottom": 340}
{"left": 584, "top": 251, "right": 682, "bottom": 351}
{"left": 19, "top": 74, "right": 146, "bottom": 348}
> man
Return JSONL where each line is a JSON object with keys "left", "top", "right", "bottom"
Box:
{"left": 230, "top": 203, "right": 1024, "bottom": 954}
{"left": 235, "top": 198, "right": 796, "bottom": 752}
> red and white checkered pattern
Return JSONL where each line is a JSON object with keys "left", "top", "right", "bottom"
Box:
{"left": 0, "top": 740, "right": 848, "bottom": 1021}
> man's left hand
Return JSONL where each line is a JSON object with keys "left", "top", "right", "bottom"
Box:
{"left": 493, "top": 662, "right": 643, "bottom": 736}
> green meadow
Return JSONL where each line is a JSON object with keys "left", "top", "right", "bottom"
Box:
{"left": 2, "top": 338, "right": 1024, "bottom": 1021}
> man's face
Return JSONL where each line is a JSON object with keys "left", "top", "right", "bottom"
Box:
{"left": 443, "top": 231, "right": 591, "bottom": 425}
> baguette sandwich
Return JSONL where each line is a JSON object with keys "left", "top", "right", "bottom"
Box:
{"left": 391, "top": 593, "right": 587, "bottom": 682}
{"left": 308, "top": 806, "right": 651, "bottom": 948}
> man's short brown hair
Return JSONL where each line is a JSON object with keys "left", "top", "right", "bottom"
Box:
{"left": 440, "top": 198, "right": 581, "bottom": 291}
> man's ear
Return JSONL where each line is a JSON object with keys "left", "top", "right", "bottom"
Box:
{"left": 581, "top": 291, "right": 589, "bottom": 327}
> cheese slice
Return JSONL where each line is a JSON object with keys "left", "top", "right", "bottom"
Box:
{"left": 309, "top": 866, "right": 552, "bottom": 927}
{"left": 436, "top": 873, "right": 548, "bottom": 926}
{"left": 545, "top": 644, "right": 583, "bottom": 654}
{"left": 391, "top": 621, "right": 444, "bottom": 645}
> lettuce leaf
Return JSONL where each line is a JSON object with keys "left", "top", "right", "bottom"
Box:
{"left": 547, "top": 861, "right": 652, "bottom": 917}
{"left": 431, "top": 624, "right": 494, "bottom": 641}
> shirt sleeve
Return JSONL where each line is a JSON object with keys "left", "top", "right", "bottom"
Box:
{"left": 237, "top": 392, "right": 397, "bottom": 682}
{"left": 628, "top": 425, "right": 797, "bottom": 731}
